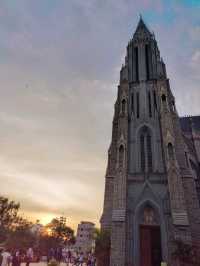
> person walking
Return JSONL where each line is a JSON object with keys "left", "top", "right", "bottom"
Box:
{"left": 55, "top": 247, "right": 62, "bottom": 263}
{"left": 47, "top": 248, "right": 55, "bottom": 262}
{"left": 90, "top": 255, "right": 96, "bottom": 266}
{"left": 12, "top": 251, "right": 20, "bottom": 266}
{"left": 78, "top": 253, "right": 84, "bottom": 266}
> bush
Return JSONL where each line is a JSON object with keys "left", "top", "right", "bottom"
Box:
{"left": 173, "top": 240, "right": 200, "bottom": 266}
{"left": 95, "top": 229, "right": 110, "bottom": 266}
{"left": 47, "top": 259, "right": 59, "bottom": 266}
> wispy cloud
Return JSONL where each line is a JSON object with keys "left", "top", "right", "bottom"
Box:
{"left": 0, "top": 0, "right": 199, "bottom": 229}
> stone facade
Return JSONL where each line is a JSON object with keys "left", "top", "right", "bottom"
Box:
{"left": 101, "top": 18, "right": 200, "bottom": 266}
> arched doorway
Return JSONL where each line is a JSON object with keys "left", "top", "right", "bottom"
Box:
{"left": 140, "top": 205, "right": 162, "bottom": 266}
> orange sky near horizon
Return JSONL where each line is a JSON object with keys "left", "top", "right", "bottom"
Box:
{"left": 0, "top": 1, "right": 200, "bottom": 234}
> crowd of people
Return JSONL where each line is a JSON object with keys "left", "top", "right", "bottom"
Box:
{"left": 0, "top": 247, "right": 96, "bottom": 266}
{"left": 47, "top": 247, "right": 96, "bottom": 265}
{"left": 0, "top": 247, "right": 34, "bottom": 266}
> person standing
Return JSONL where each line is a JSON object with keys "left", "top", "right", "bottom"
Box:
{"left": 26, "top": 248, "right": 33, "bottom": 266}
{"left": 1, "top": 248, "right": 11, "bottom": 266}
{"left": 67, "top": 250, "right": 71, "bottom": 264}
{"left": 0, "top": 249, "right": 3, "bottom": 266}
{"left": 55, "top": 247, "right": 62, "bottom": 263}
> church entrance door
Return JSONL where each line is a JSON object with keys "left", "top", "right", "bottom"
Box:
{"left": 140, "top": 225, "right": 162, "bottom": 266}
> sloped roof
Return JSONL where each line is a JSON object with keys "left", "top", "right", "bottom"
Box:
{"left": 180, "top": 116, "right": 200, "bottom": 133}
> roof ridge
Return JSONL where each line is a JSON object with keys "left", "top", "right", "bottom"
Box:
{"left": 180, "top": 115, "right": 200, "bottom": 118}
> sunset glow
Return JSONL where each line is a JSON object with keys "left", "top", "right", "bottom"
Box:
{"left": 0, "top": 0, "right": 200, "bottom": 229}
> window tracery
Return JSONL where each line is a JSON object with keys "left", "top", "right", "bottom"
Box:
{"left": 142, "top": 206, "right": 157, "bottom": 225}
{"left": 168, "top": 143, "right": 174, "bottom": 161}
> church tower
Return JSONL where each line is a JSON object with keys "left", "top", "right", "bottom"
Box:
{"left": 101, "top": 17, "right": 200, "bottom": 266}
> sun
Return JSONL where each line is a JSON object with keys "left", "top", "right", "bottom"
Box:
{"left": 37, "top": 213, "right": 57, "bottom": 225}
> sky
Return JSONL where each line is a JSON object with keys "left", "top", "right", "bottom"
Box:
{"left": 0, "top": 0, "right": 199, "bottom": 230}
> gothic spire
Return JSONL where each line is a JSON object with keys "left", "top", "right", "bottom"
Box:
{"left": 133, "top": 16, "right": 152, "bottom": 39}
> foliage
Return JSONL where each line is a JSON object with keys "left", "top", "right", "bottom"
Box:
{"left": 0, "top": 197, "right": 74, "bottom": 254}
{"left": 45, "top": 216, "right": 74, "bottom": 243}
{"left": 6, "top": 217, "right": 35, "bottom": 251}
{"left": 38, "top": 235, "right": 60, "bottom": 254}
{"left": 95, "top": 229, "right": 110, "bottom": 266}
{"left": 0, "top": 196, "right": 20, "bottom": 242}
{"left": 38, "top": 216, "right": 74, "bottom": 253}
{"left": 47, "top": 259, "right": 59, "bottom": 266}
{"left": 173, "top": 239, "right": 200, "bottom": 266}
{"left": 0, "top": 197, "right": 20, "bottom": 228}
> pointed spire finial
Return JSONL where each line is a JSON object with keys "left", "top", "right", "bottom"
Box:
{"left": 133, "top": 15, "right": 152, "bottom": 38}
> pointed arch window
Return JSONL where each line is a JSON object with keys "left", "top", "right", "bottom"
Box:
{"left": 148, "top": 91, "right": 152, "bottom": 117}
{"left": 139, "top": 126, "right": 153, "bottom": 172}
{"left": 135, "top": 47, "right": 139, "bottom": 81}
{"left": 161, "top": 94, "right": 167, "bottom": 104}
{"left": 171, "top": 100, "right": 176, "bottom": 112}
{"left": 131, "top": 93, "right": 134, "bottom": 113}
{"left": 190, "top": 159, "right": 198, "bottom": 180}
{"left": 140, "top": 134, "right": 145, "bottom": 171}
{"left": 121, "top": 99, "right": 126, "bottom": 116}
{"left": 143, "top": 206, "right": 157, "bottom": 225}
{"left": 185, "top": 152, "right": 189, "bottom": 167}
{"left": 145, "top": 45, "right": 150, "bottom": 80}
{"left": 147, "top": 134, "right": 152, "bottom": 171}
{"left": 136, "top": 92, "right": 140, "bottom": 118}
{"left": 153, "top": 90, "right": 157, "bottom": 110}
{"left": 168, "top": 143, "right": 174, "bottom": 161}
{"left": 119, "top": 145, "right": 125, "bottom": 169}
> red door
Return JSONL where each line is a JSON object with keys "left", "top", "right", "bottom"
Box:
{"left": 140, "top": 226, "right": 152, "bottom": 266}
{"left": 140, "top": 225, "right": 162, "bottom": 266}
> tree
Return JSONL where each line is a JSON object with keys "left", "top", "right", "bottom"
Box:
{"left": 45, "top": 217, "right": 74, "bottom": 244}
{"left": 0, "top": 196, "right": 20, "bottom": 242}
{"left": 6, "top": 218, "right": 35, "bottom": 251}
{"left": 173, "top": 239, "right": 200, "bottom": 266}
{"left": 38, "top": 235, "right": 60, "bottom": 254}
{"left": 95, "top": 229, "right": 110, "bottom": 266}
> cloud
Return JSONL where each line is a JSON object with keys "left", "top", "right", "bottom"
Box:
{"left": 0, "top": 0, "right": 199, "bottom": 228}
{"left": 189, "top": 26, "right": 200, "bottom": 41}
{"left": 191, "top": 50, "right": 200, "bottom": 64}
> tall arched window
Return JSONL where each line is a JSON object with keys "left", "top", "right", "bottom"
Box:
{"left": 147, "top": 134, "right": 152, "bottom": 171}
{"left": 121, "top": 99, "right": 126, "bottom": 115}
{"left": 168, "top": 143, "right": 174, "bottom": 160}
{"left": 190, "top": 159, "right": 198, "bottom": 180}
{"left": 161, "top": 94, "right": 166, "bottom": 102}
{"left": 140, "top": 134, "right": 145, "bottom": 171}
{"left": 136, "top": 92, "right": 140, "bottom": 118}
{"left": 119, "top": 145, "right": 124, "bottom": 169}
{"left": 148, "top": 91, "right": 152, "bottom": 117}
{"left": 139, "top": 126, "right": 153, "bottom": 172}
{"left": 153, "top": 90, "right": 157, "bottom": 110}
{"left": 131, "top": 93, "right": 134, "bottom": 113}
{"left": 171, "top": 101, "right": 176, "bottom": 112}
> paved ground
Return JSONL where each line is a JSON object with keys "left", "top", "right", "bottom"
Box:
{"left": 22, "top": 263, "right": 88, "bottom": 266}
